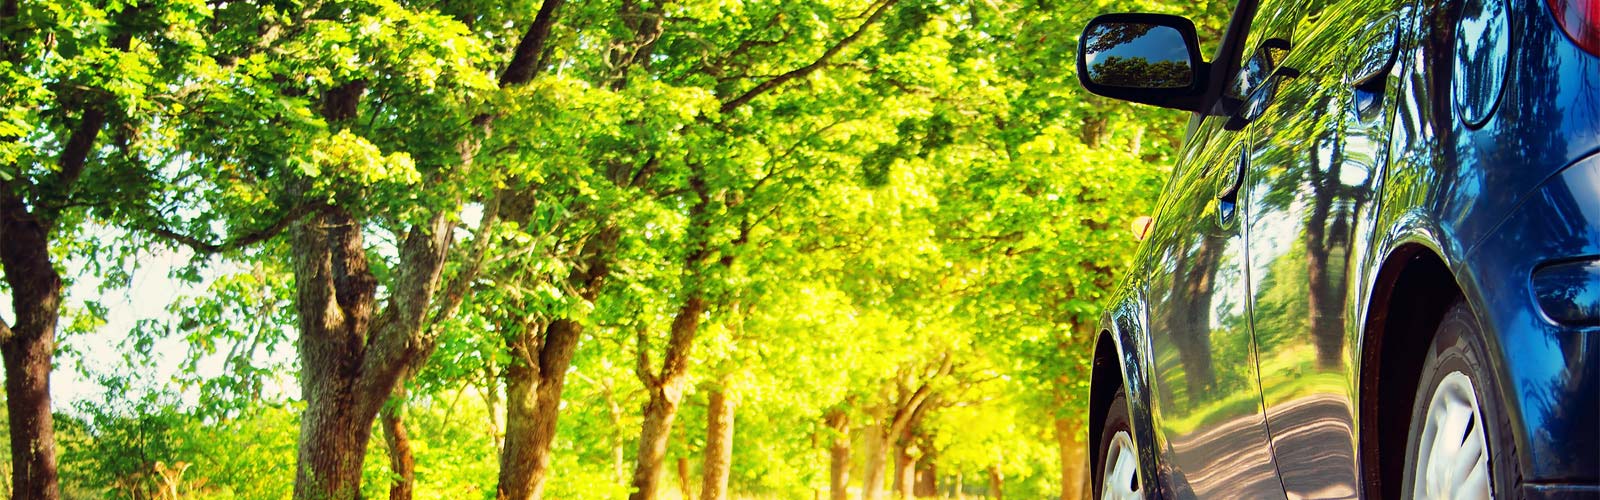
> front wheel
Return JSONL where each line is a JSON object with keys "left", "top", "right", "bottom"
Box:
{"left": 1095, "top": 388, "right": 1144, "bottom": 500}
{"left": 1401, "top": 300, "right": 1521, "bottom": 499}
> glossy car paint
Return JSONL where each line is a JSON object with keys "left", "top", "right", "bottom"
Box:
{"left": 1084, "top": 0, "right": 1600, "bottom": 496}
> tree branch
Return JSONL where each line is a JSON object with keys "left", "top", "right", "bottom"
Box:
{"left": 427, "top": 199, "right": 501, "bottom": 329}
{"left": 635, "top": 325, "right": 658, "bottom": 388}
{"left": 144, "top": 202, "right": 328, "bottom": 255}
{"left": 718, "top": 0, "right": 899, "bottom": 114}
{"left": 499, "top": 0, "right": 567, "bottom": 86}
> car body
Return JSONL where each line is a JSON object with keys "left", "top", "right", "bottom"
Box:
{"left": 1077, "top": 0, "right": 1599, "bottom": 497}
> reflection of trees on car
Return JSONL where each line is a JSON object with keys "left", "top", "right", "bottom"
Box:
{"left": 1092, "top": 56, "right": 1192, "bottom": 88}
{"left": 1161, "top": 233, "right": 1225, "bottom": 401}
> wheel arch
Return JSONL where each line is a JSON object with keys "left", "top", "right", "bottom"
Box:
{"left": 1089, "top": 327, "right": 1122, "bottom": 464}
{"left": 1357, "top": 242, "right": 1464, "bottom": 499}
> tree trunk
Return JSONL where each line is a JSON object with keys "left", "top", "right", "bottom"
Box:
{"left": 860, "top": 425, "right": 889, "bottom": 500}
{"left": 892, "top": 441, "right": 913, "bottom": 499}
{"left": 953, "top": 473, "right": 964, "bottom": 500}
{"left": 629, "top": 295, "right": 704, "bottom": 500}
{"left": 889, "top": 386, "right": 936, "bottom": 500}
{"left": 294, "top": 378, "right": 373, "bottom": 499}
{"left": 500, "top": 348, "right": 538, "bottom": 499}
{"left": 497, "top": 318, "right": 584, "bottom": 500}
{"left": 381, "top": 391, "right": 415, "bottom": 500}
{"left": 289, "top": 198, "right": 455, "bottom": 500}
{"left": 913, "top": 441, "right": 936, "bottom": 498}
{"left": 986, "top": 466, "right": 1003, "bottom": 500}
{"left": 0, "top": 203, "right": 62, "bottom": 500}
{"left": 1, "top": 165, "right": 75, "bottom": 500}
{"left": 0, "top": 199, "right": 61, "bottom": 500}
{"left": 1055, "top": 418, "right": 1086, "bottom": 500}
{"left": 0, "top": 22, "right": 123, "bottom": 494}
{"left": 608, "top": 388, "right": 628, "bottom": 483}
{"left": 678, "top": 457, "right": 694, "bottom": 500}
{"left": 629, "top": 382, "right": 687, "bottom": 500}
{"left": 826, "top": 410, "right": 851, "bottom": 500}
{"left": 700, "top": 387, "right": 735, "bottom": 500}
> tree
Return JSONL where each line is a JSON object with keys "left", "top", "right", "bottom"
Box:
{"left": 115, "top": 1, "right": 566, "bottom": 497}
{"left": 0, "top": 0, "right": 199, "bottom": 495}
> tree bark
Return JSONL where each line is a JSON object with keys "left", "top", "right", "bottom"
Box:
{"left": 913, "top": 435, "right": 936, "bottom": 498}
{"left": 892, "top": 397, "right": 933, "bottom": 500}
{"left": 629, "top": 381, "right": 685, "bottom": 500}
{"left": 495, "top": 211, "right": 617, "bottom": 500}
{"left": 986, "top": 466, "right": 1003, "bottom": 500}
{"left": 608, "top": 387, "right": 628, "bottom": 483}
{"left": 826, "top": 410, "right": 851, "bottom": 500}
{"left": 381, "top": 389, "right": 415, "bottom": 500}
{"left": 629, "top": 295, "right": 705, "bottom": 500}
{"left": 0, "top": 195, "right": 62, "bottom": 500}
{"left": 892, "top": 441, "right": 913, "bottom": 499}
{"left": 678, "top": 457, "right": 694, "bottom": 500}
{"left": 290, "top": 205, "right": 380, "bottom": 500}
{"left": 700, "top": 387, "right": 735, "bottom": 500}
{"left": 0, "top": 192, "right": 63, "bottom": 500}
{"left": 629, "top": 368, "right": 689, "bottom": 500}
{"left": 497, "top": 317, "right": 584, "bottom": 500}
{"left": 862, "top": 358, "right": 948, "bottom": 500}
{"left": 862, "top": 423, "right": 889, "bottom": 500}
{"left": 1055, "top": 418, "right": 1086, "bottom": 500}
{"left": 288, "top": 131, "right": 459, "bottom": 500}
{"left": 288, "top": 209, "right": 451, "bottom": 500}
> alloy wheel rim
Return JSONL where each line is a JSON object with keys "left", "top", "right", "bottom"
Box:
{"left": 1412, "top": 371, "right": 1493, "bottom": 500}
{"left": 1102, "top": 430, "right": 1142, "bottom": 500}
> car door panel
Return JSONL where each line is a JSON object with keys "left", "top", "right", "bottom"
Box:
{"left": 1141, "top": 115, "right": 1284, "bottom": 499}
{"left": 1239, "top": 0, "right": 1405, "bottom": 497}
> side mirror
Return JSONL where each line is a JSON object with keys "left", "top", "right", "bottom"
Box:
{"left": 1077, "top": 14, "right": 1209, "bottom": 112}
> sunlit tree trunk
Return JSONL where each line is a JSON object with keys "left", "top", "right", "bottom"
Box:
{"left": 607, "top": 387, "right": 628, "bottom": 483}
{"left": 676, "top": 457, "right": 694, "bottom": 499}
{"left": 913, "top": 434, "right": 937, "bottom": 498}
{"left": 892, "top": 442, "right": 914, "bottom": 499}
{"left": 700, "top": 387, "right": 735, "bottom": 500}
{"left": 1056, "top": 417, "right": 1086, "bottom": 500}
{"left": 498, "top": 317, "right": 586, "bottom": 500}
{"left": 381, "top": 386, "right": 416, "bottom": 500}
{"left": 630, "top": 296, "right": 702, "bottom": 500}
{"left": 892, "top": 402, "right": 931, "bottom": 499}
{"left": 861, "top": 423, "right": 890, "bottom": 500}
{"left": 827, "top": 410, "right": 852, "bottom": 500}
{"left": 986, "top": 466, "right": 1003, "bottom": 500}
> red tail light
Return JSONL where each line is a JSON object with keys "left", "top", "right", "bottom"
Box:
{"left": 1548, "top": 0, "right": 1600, "bottom": 56}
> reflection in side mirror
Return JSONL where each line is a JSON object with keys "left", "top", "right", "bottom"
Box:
{"left": 1076, "top": 13, "right": 1207, "bottom": 112}
{"left": 1083, "top": 23, "right": 1194, "bottom": 89}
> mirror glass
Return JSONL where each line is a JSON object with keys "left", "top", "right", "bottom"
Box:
{"left": 1083, "top": 22, "right": 1194, "bottom": 89}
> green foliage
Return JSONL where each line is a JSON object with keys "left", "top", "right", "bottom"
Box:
{"left": 57, "top": 387, "right": 299, "bottom": 500}
{"left": 17, "top": 0, "right": 1235, "bottom": 497}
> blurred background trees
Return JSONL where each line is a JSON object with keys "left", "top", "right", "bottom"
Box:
{"left": 0, "top": 0, "right": 1228, "bottom": 498}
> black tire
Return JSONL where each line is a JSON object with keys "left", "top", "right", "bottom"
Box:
{"left": 1095, "top": 388, "right": 1141, "bottom": 500}
{"left": 1400, "top": 300, "right": 1522, "bottom": 499}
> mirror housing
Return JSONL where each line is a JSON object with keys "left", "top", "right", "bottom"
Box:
{"left": 1077, "top": 13, "right": 1209, "bottom": 112}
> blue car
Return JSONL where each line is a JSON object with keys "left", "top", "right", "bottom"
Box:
{"left": 1075, "top": 0, "right": 1598, "bottom": 497}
